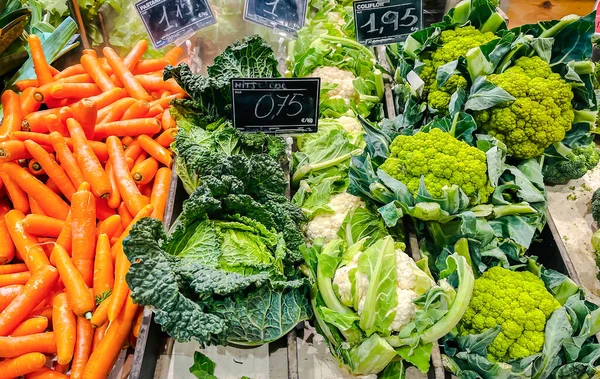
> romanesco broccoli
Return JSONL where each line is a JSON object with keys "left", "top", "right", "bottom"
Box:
{"left": 474, "top": 56, "right": 575, "bottom": 159}
{"left": 379, "top": 128, "right": 493, "bottom": 201}
{"left": 458, "top": 266, "right": 561, "bottom": 362}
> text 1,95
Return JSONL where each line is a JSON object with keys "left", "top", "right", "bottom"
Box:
{"left": 255, "top": 93, "right": 304, "bottom": 120}
{"left": 360, "top": 7, "right": 419, "bottom": 35}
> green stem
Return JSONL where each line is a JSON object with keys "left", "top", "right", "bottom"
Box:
{"left": 539, "top": 14, "right": 580, "bottom": 38}
{"left": 374, "top": 69, "right": 385, "bottom": 100}
{"left": 320, "top": 35, "right": 375, "bottom": 60}
{"left": 292, "top": 149, "right": 362, "bottom": 187}
{"left": 480, "top": 12, "right": 505, "bottom": 33}
{"left": 492, "top": 202, "right": 537, "bottom": 218}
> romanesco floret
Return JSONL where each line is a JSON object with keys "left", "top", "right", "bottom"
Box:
{"left": 419, "top": 26, "right": 497, "bottom": 113}
{"left": 474, "top": 56, "right": 575, "bottom": 159}
{"left": 308, "top": 66, "right": 357, "bottom": 101}
{"left": 458, "top": 267, "right": 561, "bottom": 362}
{"left": 379, "top": 128, "right": 493, "bottom": 202}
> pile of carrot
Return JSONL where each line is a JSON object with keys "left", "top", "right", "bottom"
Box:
{"left": 0, "top": 35, "right": 184, "bottom": 379}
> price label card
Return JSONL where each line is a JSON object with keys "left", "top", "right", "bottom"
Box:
{"left": 243, "top": 0, "right": 308, "bottom": 35}
{"left": 353, "top": 0, "right": 422, "bottom": 46}
{"left": 135, "top": 0, "right": 216, "bottom": 49}
{"left": 231, "top": 78, "right": 320, "bottom": 134}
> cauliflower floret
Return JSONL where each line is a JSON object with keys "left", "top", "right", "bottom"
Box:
{"left": 308, "top": 67, "right": 357, "bottom": 100}
{"left": 333, "top": 265, "right": 353, "bottom": 306}
{"left": 305, "top": 193, "right": 365, "bottom": 242}
{"left": 388, "top": 288, "right": 417, "bottom": 331}
{"left": 337, "top": 116, "right": 362, "bottom": 134}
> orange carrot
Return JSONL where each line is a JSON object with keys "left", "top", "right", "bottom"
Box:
{"left": 81, "top": 54, "right": 116, "bottom": 92}
{"left": 66, "top": 119, "right": 112, "bottom": 199}
{"left": 95, "top": 118, "right": 161, "bottom": 139}
{"left": 92, "top": 322, "right": 108, "bottom": 349}
{"left": 45, "top": 113, "right": 69, "bottom": 136}
{"left": 0, "top": 171, "right": 29, "bottom": 213}
{"left": 71, "top": 98, "right": 97, "bottom": 140}
{"left": 0, "top": 272, "right": 31, "bottom": 286}
{"left": 149, "top": 93, "right": 185, "bottom": 108}
{"left": 97, "top": 97, "right": 136, "bottom": 124}
{"left": 0, "top": 265, "right": 27, "bottom": 275}
{"left": 64, "top": 138, "right": 109, "bottom": 162}
{"left": 27, "top": 196, "right": 45, "bottom": 216}
{"left": 45, "top": 178, "right": 61, "bottom": 196}
{"left": 90, "top": 294, "right": 110, "bottom": 328}
{"left": 110, "top": 40, "right": 148, "bottom": 86}
{"left": 93, "top": 234, "right": 113, "bottom": 300}
{"left": 54, "top": 64, "right": 86, "bottom": 79}
{"left": 56, "top": 212, "right": 72, "bottom": 257}
{"left": 33, "top": 75, "right": 94, "bottom": 103}
{"left": 0, "top": 285, "right": 24, "bottom": 312}
{"left": 0, "top": 264, "right": 59, "bottom": 336}
{"left": 138, "top": 134, "right": 173, "bottom": 167}
{"left": 121, "top": 136, "right": 134, "bottom": 147}
{"left": 4, "top": 210, "right": 50, "bottom": 271}
{"left": 136, "top": 75, "right": 185, "bottom": 94}
{"left": 24, "top": 140, "right": 76, "bottom": 199}
{"left": 0, "top": 220, "right": 14, "bottom": 265}
{"left": 49, "top": 83, "right": 101, "bottom": 99}
{"left": 124, "top": 139, "right": 142, "bottom": 160}
{"left": 96, "top": 215, "right": 122, "bottom": 239}
{"left": 28, "top": 307, "right": 52, "bottom": 321}
{"left": 20, "top": 88, "right": 41, "bottom": 115}
{"left": 133, "top": 151, "right": 148, "bottom": 167}
{"left": 71, "top": 187, "right": 96, "bottom": 287}
{"left": 49, "top": 132, "right": 86, "bottom": 188}
{"left": 0, "top": 90, "right": 22, "bottom": 139}
{"left": 10, "top": 131, "right": 51, "bottom": 146}
{"left": 26, "top": 367, "right": 70, "bottom": 379}
{"left": 145, "top": 104, "right": 164, "bottom": 118}
{"left": 95, "top": 198, "right": 116, "bottom": 221}
{"left": 52, "top": 244, "right": 95, "bottom": 318}
{"left": 118, "top": 202, "right": 133, "bottom": 228}
{"left": 106, "top": 136, "right": 149, "bottom": 216}
{"left": 21, "top": 109, "right": 56, "bottom": 133}
{"left": 82, "top": 88, "right": 126, "bottom": 111}
{"left": 83, "top": 295, "right": 139, "bottom": 379}
{"left": 22, "top": 214, "right": 64, "bottom": 237}
{"left": 71, "top": 317, "right": 94, "bottom": 379}
{"left": 164, "top": 46, "right": 183, "bottom": 65}
{"left": 133, "top": 309, "right": 144, "bottom": 338}
{"left": 3, "top": 163, "right": 69, "bottom": 220}
{"left": 15, "top": 79, "right": 39, "bottom": 91}
{"left": 161, "top": 108, "right": 176, "bottom": 130}
{"left": 133, "top": 58, "right": 169, "bottom": 74}
{"left": 104, "top": 47, "right": 151, "bottom": 101}
{"left": 11, "top": 317, "right": 48, "bottom": 337}
{"left": 105, "top": 161, "right": 121, "bottom": 209}
{"left": 53, "top": 293, "right": 76, "bottom": 364}
{"left": 0, "top": 352, "right": 47, "bottom": 378}
{"left": 122, "top": 99, "right": 151, "bottom": 120}
{"left": 0, "top": 140, "right": 28, "bottom": 162}
{"left": 131, "top": 157, "right": 158, "bottom": 185}
{"left": 155, "top": 128, "right": 177, "bottom": 148}
{"left": 28, "top": 160, "right": 44, "bottom": 175}
{"left": 28, "top": 35, "right": 53, "bottom": 85}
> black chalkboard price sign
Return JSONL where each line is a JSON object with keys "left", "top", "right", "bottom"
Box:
{"left": 243, "top": 0, "right": 308, "bottom": 35}
{"left": 231, "top": 78, "right": 320, "bottom": 134}
{"left": 135, "top": 0, "right": 216, "bottom": 49}
{"left": 353, "top": 0, "right": 422, "bottom": 46}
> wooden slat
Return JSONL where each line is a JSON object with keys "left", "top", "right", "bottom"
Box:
{"left": 506, "top": 0, "right": 594, "bottom": 27}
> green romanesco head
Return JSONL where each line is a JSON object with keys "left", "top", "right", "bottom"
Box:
{"left": 379, "top": 128, "right": 493, "bottom": 202}
{"left": 427, "top": 75, "right": 468, "bottom": 114}
{"left": 474, "top": 56, "right": 575, "bottom": 159}
{"left": 458, "top": 266, "right": 561, "bottom": 362}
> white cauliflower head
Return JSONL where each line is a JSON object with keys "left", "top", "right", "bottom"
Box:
{"left": 308, "top": 67, "right": 357, "bottom": 100}
{"left": 305, "top": 192, "right": 365, "bottom": 242}
{"left": 338, "top": 116, "right": 362, "bottom": 134}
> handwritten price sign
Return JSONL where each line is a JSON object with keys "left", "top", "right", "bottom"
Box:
{"left": 243, "top": 0, "right": 308, "bottom": 35}
{"left": 353, "top": 0, "right": 423, "bottom": 46}
{"left": 231, "top": 78, "right": 320, "bottom": 134}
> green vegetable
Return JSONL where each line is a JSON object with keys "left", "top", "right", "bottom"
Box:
{"left": 592, "top": 188, "right": 600, "bottom": 224}
{"left": 542, "top": 142, "right": 600, "bottom": 184}
{"left": 190, "top": 351, "right": 217, "bottom": 379}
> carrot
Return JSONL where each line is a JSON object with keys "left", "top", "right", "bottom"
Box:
{"left": 0, "top": 264, "right": 58, "bottom": 336}
{"left": 64, "top": 138, "right": 109, "bottom": 162}
{"left": 3, "top": 163, "right": 69, "bottom": 220}
{"left": 133, "top": 151, "right": 148, "bottom": 167}
{"left": 161, "top": 108, "right": 176, "bottom": 130}
{"left": 122, "top": 99, "right": 151, "bottom": 120}
{"left": 84, "top": 87, "right": 127, "bottom": 110}
{"left": 66, "top": 119, "right": 112, "bottom": 198}
{"left": 0, "top": 352, "right": 47, "bottom": 378}
{"left": 145, "top": 104, "right": 164, "bottom": 118}
{"left": 96, "top": 215, "right": 122, "bottom": 238}
{"left": 11, "top": 317, "right": 48, "bottom": 337}
{"left": 124, "top": 139, "right": 142, "bottom": 160}
{"left": 49, "top": 65, "right": 60, "bottom": 76}
{"left": 51, "top": 244, "right": 95, "bottom": 318}
{"left": 71, "top": 317, "right": 94, "bottom": 379}
{"left": 0, "top": 90, "right": 22, "bottom": 139}
{"left": 56, "top": 212, "right": 72, "bottom": 257}
{"left": 105, "top": 161, "right": 121, "bottom": 209}
{"left": 22, "top": 215, "right": 64, "bottom": 237}
{"left": 131, "top": 157, "right": 158, "bottom": 185}
{"left": 164, "top": 46, "right": 183, "bottom": 65}
{"left": 92, "top": 322, "right": 108, "bottom": 349}
{"left": 54, "top": 64, "right": 86, "bottom": 79}
{"left": 93, "top": 234, "right": 113, "bottom": 300}
{"left": 45, "top": 113, "right": 69, "bottom": 136}
{"left": 71, "top": 187, "right": 96, "bottom": 287}
{"left": 104, "top": 47, "right": 151, "bottom": 101}
{"left": 149, "top": 93, "right": 185, "bottom": 108}
{"left": 49, "top": 83, "right": 101, "bottom": 99}
{"left": 118, "top": 202, "right": 133, "bottom": 228}
{"left": 0, "top": 140, "right": 28, "bottom": 162}
{"left": 26, "top": 367, "right": 70, "bottom": 379}
{"left": 30, "top": 195, "right": 48, "bottom": 216}
{"left": 49, "top": 132, "right": 86, "bottom": 188}
{"left": 137, "top": 134, "right": 173, "bottom": 167}
{"left": 4, "top": 210, "right": 49, "bottom": 271}
{"left": 24, "top": 140, "right": 76, "bottom": 199}
{"left": 28, "top": 35, "right": 53, "bottom": 85}
{"left": 52, "top": 292, "right": 76, "bottom": 364}
{"left": 136, "top": 75, "right": 185, "bottom": 94}
{"left": 0, "top": 219, "right": 15, "bottom": 265}
{"left": 33, "top": 75, "right": 94, "bottom": 103}
{"left": 0, "top": 265, "right": 27, "bottom": 275}
{"left": 0, "top": 272, "right": 31, "bottom": 286}
{"left": 44, "top": 178, "right": 61, "bottom": 196}
{"left": 97, "top": 97, "right": 136, "bottom": 124}
{"left": 133, "top": 309, "right": 143, "bottom": 338}
{"left": 0, "top": 172, "right": 28, "bottom": 214}
{"left": 155, "top": 129, "right": 176, "bottom": 148}
{"left": 27, "top": 160, "right": 44, "bottom": 175}
{"left": 90, "top": 294, "right": 110, "bottom": 328}
{"left": 110, "top": 40, "right": 148, "bottom": 86}
{"left": 72, "top": 98, "right": 97, "bottom": 140}
{"left": 0, "top": 285, "right": 23, "bottom": 312}
{"left": 20, "top": 88, "right": 41, "bottom": 115}
{"left": 121, "top": 136, "right": 134, "bottom": 148}
{"left": 106, "top": 136, "right": 149, "bottom": 216}
{"left": 133, "top": 58, "right": 169, "bottom": 74}
{"left": 95, "top": 118, "right": 161, "bottom": 139}
{"left": 83, "top": 295, "right": 139, "bottom": 379}
{"left": 20, "top": 109, "right": 56, "bottom": 133}
{"left": 81, "top": 54, "right": 116, "bottom": 92}
{"left": 15, "top": 79, "right": 39, "bottom": 91}
{"left": 28, "top": 306, "right": 52, "bottom": 321}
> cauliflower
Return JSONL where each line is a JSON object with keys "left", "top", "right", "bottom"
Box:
{"left": 379, "top": 128, "right": 493, "bottom": 201}
{"left": 458, "top": 266, "right": 561, "bottom": 362}
{"left": 333, "top": 247, "right": 434, "bottom": 332}
{"left": 337, "top": 115, "right": 362, "bottom": 134}
{"left": 304, "top": 192, "right": 364, "bottom": 242}
{"left": 474, "top": 56, "right": 575, "bottom": 159}
{"left": 308, "top": 66, "right": 357, "bottom": 100}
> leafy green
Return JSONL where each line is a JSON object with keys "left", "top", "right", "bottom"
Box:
{"left": 190, "top": 352, "right": 217, "bottom": 379}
